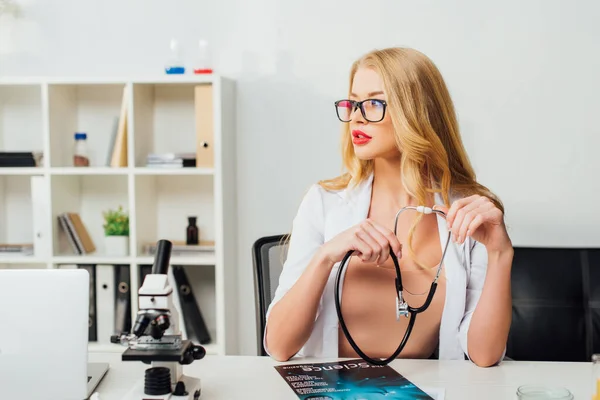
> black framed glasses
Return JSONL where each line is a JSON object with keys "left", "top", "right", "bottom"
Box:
{"left": 334, "top": 99, "right": 387, "bottom": 123}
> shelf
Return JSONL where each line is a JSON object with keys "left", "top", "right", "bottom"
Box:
{"left": 0, "top": 256, "right": 45, "bottom": 264}
{"left": 48, "top": 83, "right": 127, "bottom": 168}
{"left": 0, "top": 76, "right": 236, "bottom": 355}
{"left": 0, "top": 84, "right": 44, "bottom": 154}
{"left": 136, "top": 253, "right": 216, "bottom": 266}
{"left": 53, "top": 255, "right": 133, "bottom": 265}
{"left": 0, "top": 75, "right": 219, "bottom": 86}
{"left": 134, "top": 167, "right": 214, "bottom": 176}
{"left": 51, "top": 167, "right": 128, "bottom": 176}
{"left": 0, "top": 167, "right": 45, "bottom": 176}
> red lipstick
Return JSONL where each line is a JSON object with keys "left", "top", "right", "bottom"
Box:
{"left": 352, "top": 130, "right": 372, "bottom": 145}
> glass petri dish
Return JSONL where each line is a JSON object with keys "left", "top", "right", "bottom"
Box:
{"left": 516, "top": 385, "right": 574, "bottom": 399}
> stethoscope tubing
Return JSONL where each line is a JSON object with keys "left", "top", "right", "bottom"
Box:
{"left": 334, "top": 206, "right": 452, "bottom": 365}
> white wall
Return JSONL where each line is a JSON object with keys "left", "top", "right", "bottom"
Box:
{"left": 2, "top": 0, "right": 600, "bottom": 356}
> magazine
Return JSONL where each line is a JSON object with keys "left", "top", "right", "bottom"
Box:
{"left": 275, "top": 359, "right": 443, "bottom": 399}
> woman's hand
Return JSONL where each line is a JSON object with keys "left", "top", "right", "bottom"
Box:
{"left": 318, "top": 219, "right": 402, "bottom": 265}
{"left": 438, "top": 195, "right": 512, "bottom": 253}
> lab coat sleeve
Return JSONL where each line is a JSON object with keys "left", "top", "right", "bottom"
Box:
{"left": 263, "top": 184, "right": 325, "bottom": 356}
{"left": 458, "top": 239, "right": 507, "bottom": 364}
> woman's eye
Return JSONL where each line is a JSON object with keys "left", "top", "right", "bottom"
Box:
{"left": 368, "top": 100, "right": 382, "bottom": 108}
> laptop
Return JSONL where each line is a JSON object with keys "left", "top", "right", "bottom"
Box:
{"left": 0, "top": 268, "right": 109, "bottom": 399}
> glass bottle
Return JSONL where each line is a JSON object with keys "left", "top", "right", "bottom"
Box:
{"left": 193, "top": 39, "right": 213, "bottom": 74}
{"left": 186, "top": 216, "right": 199, "bottom": 245}
{"left": 73, "top": 132, "right": 90, "bottom": 167}
{"left": 165, "top": 38, "right": 185, "bottom": 74}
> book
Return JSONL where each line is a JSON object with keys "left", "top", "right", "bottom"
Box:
{"left": 274, "top": 359, "right": 440, "bottom": 400}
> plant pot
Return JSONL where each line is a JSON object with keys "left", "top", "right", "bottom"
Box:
{"left": 105, "top": 235, "right": 129, "bottom": 257}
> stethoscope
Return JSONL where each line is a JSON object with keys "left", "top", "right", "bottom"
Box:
{"left": 334, "top": 206, "right": 452, "bottom": 366}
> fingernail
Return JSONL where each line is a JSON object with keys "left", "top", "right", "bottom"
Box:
{"left": 396, "top": 251, "right": 402, "bottom": 259}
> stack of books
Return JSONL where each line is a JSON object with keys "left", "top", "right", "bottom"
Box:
{"left": 146, "top": 153, "right": 197, "bottom": 168}
{"left": 0, "top": 151, "right": 42, "bottom": 167}
{"left": 57, "top": 212, "right": 96, "bottom": 255}
{"left": 0, "top": 243, "right": 34, "bottom": 257}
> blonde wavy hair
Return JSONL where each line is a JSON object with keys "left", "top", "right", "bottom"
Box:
{"left": 319, "top": 47, "right": 503, "bottom": 267}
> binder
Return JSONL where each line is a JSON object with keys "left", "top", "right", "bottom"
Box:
{"left": 110, "top": 86, "right": 128, "bottom": 167}
{"left": 114, "top": 265, "right": 131, "bottom": 335}
{"left": 171, "top": 265, "right": 211, "bottom": 344}
{"left": 95, "top": 264, "right": 116, "bottom": 343}
{"left": 194, "top": 85, "right": 214, "bottom": 168}
{"left": 81, "top": 264, "right": 98, "bottom": 342}
{"left": 30, "top": 176, "right": 50, "bottom": 257}
{"left": 59, "top": 264, "right": 97, "bottom": 341}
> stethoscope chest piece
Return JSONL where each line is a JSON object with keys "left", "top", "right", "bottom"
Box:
{"left": 396, "top": 296, "right": 409, "bottom": 321}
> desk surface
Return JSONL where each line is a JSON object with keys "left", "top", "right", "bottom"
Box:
{"left": 90, "top": 352, "right": 592, "bottom": 399}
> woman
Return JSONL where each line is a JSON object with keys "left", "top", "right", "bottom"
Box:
{"left": 264, "top": 47, "right": 513, "bottom": 367}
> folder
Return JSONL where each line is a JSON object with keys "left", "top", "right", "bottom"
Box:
{"left": 194, "top": 85, "right": 214, "bottom": 168}
{"left": 171, "top": 265, "right": 211, "bottom": 344}
{"left": 95, "top": 265, "right": 116, "bottom": 343}
{"left": 59, "top": 264, "right": 97, "bottom": 341}
{"left": 30, "top": 176, "right": 50, "bottom": 258}
{"left": 114, "top": 265, "right": 131, "bottom": 335}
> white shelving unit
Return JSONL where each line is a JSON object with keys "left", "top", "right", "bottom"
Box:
{"left": 0, "top": 75, "right": 238, "bottom": 356}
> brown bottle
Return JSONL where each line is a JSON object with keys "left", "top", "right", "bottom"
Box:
{"left": 186, "top": 216, "right": 199, "bottom": 245}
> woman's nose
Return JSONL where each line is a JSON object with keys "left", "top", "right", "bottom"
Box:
{"left": 352, "top": 105, "right": 366, "bottom": 124}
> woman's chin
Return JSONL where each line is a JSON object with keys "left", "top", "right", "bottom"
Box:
{"left": 353, "top": 146, "right": 379, "bottom": 160}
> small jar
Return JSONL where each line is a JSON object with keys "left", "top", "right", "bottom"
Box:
{"left": 516, "top": 385, "right": 573, "bottom": 400}
{"left": 186, "top": 216, "right": 199, "bottom": 245}
{"left": 73, "top": 132, "right": 90, "bottom": 167}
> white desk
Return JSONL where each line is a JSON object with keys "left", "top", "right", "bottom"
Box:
{"left": 90, "top": 352, "right": 593, "bottom": 399}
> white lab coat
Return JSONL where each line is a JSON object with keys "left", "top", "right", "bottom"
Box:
{"left": 264, "top": 173, "right": 504, "bottom": 362}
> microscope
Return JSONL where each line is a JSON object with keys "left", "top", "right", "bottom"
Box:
{"left": 111, "top": 239, "right": 206, "bottom": 399}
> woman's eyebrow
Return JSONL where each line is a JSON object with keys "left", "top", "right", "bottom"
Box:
{"left": 349, "top": 91, "right": 385, "bottom": 98}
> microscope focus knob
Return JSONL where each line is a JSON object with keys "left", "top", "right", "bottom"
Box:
{"left": 173, "top": 381, "right": 188, "bottom": 396}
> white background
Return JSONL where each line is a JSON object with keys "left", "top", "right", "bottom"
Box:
{"left": 1, "top": 0, "right": 599, "bottom": 356}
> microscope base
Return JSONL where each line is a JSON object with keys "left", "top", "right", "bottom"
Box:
{"left": 123, "top": 375, "right": 201, "bottom": 400}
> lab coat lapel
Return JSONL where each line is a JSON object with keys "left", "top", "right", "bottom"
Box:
{"left": 434, "top": 193, "right": 467, "bottom": 359}
{"left": 324, "top": 174, "right": 374, "bottom": 241}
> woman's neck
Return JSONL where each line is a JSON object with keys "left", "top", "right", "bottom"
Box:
{"left": 372, "top": 157, "right": 414, "bottom": 208}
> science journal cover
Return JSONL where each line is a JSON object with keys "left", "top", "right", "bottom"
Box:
{"left": 274, "top": 359, "right": 434, "bottom": 400}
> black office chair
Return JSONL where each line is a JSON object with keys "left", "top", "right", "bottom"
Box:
{"left": 251, "top": 235, "right": 600, "bottom": 361}
{"left": 252, "top": 234, "right": 289, "bottom": 356}
{"left": 507, "top": 247, "right": 600, "bottom": 362}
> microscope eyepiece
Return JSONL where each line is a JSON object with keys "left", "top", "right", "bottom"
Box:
{"left": 152, "top": 240, "right": 172, "bottom": 275}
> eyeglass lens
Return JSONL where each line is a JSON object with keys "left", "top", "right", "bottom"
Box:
{"left": 336, "top": 99, "right": 385, "bottom": 122}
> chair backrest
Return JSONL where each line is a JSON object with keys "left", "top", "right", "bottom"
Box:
{"left": 508, "top": 246, "right": 600, "bottom": 362}
{"left": 252, "top": 234, "right": 289, "bottom": 356}
{"left": 250, "top": 239, "right": 600, "bottom": 360}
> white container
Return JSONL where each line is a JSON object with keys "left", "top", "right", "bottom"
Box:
{"left": 105, "top": 235, "right": 129, "bottom": 257}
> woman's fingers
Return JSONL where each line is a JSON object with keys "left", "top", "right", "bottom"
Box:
{"left": 355, "top": 228, "right": 382, "bottom": 263}
{"left": 351, "top": 232, "right": 374, "bottom": 262}
{"left": 447, "top": 195, "right": 480, "bottom": 229}
{"left": 449, "top": 196, "right": 486, "bottom": 241}
{"left": 365, "top": 219, "right": 403, "bottom": 259}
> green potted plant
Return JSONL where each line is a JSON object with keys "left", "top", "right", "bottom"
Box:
{"left": 102, "top": 206, "right": 129, "bottom": 256}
